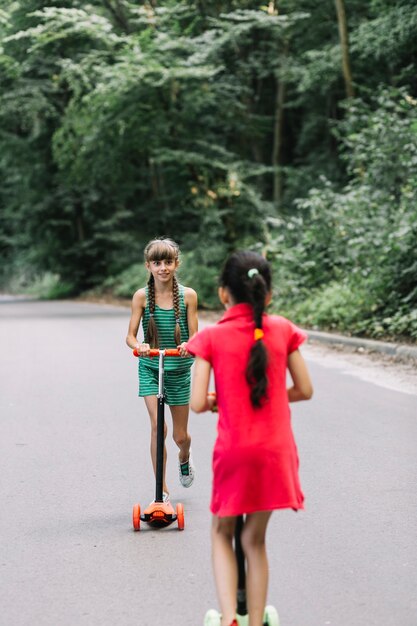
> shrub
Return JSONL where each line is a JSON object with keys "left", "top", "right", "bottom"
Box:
{"left": 26, "top": 272, "right": 75, "bottom": 300}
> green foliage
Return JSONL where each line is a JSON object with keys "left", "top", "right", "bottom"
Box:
{"left": 281, "top": 279, "right": 417, "bottom": 341}
{"left": 178, "top": 247, "right": 226, "bottom": 309}
{"left": 0, "top": 1, "right": 416, "bottom": 340}
{"left": 102, "top": 263, "right": 149, "bottom": 298}
{"left": 270, "top": 87, "right": 417, "bottom": 340}
{"left": 279, "top": 279, "right": 373, "bottom": 330}
{"left": 26, "top": 272, "right": 75, "bottom": 299}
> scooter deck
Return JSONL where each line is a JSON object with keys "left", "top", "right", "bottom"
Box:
{"left": 133, "top": 500, "right": 184, "bottom": 531}
{"left": 141, "top": 501, "right": 177, "bottom": 527}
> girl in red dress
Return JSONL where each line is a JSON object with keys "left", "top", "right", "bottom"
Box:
{"left": 187, "top": 250, "right": 313, "bottom": 626}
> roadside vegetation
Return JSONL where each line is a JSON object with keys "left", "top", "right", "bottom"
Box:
{"left": 0, "top": 1, "right": 416, "bottom": 340}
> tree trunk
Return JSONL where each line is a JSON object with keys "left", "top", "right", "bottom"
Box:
{"left": 149, "top": 157, "right": 159, "bottom": 200}
{"left": 74, "top": 204, "right": 85, "bottom": 243}
{"left": 272, "top": 72, "right": 286, "bottom": 210}
{"left": 334, "top": 0, "right": 354, "bottom": 98}
{"left": 270, "top": 0, "right": 287, "bottom": 211}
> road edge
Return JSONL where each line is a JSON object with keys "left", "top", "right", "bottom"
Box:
{"left": 305, "top": 329, "right": 417, "bottom": 363}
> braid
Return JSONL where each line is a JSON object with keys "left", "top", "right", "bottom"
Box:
{"left": 250, "top": 276, "right": 266, "bottom": 330}
{"left": 146, "top": 275, "right": 159, "bottom": 348}
{"left": 246, "top": 274, "right": 268, "bottom": 407}
{"left": 220, "top": 250, "right": 271, "bottom": 409}
{"left": 172, "top": 276, "right": 181, "bottom": 345}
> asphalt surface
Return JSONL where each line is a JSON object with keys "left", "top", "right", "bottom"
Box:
{"left": 1, "top": 299, "right": 416, "bottom": 626}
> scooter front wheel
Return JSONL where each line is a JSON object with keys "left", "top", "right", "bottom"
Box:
{"left": 263, "top": 605, "right": 279, "bottom": 626}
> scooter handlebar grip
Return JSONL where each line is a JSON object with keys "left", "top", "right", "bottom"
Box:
{"left": 164, "top": 349, "right": 181, "bottom": 357}
{"left": 133, "top": 348, "right": 181, "bottom": 357}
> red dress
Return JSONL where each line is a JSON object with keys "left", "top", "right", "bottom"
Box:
{"left": 187, "top": 303, "right": 307, "bottom": 517}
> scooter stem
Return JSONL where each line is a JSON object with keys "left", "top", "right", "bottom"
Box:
{"left": 155, "top": 350, "right": 166, "bottom": 502}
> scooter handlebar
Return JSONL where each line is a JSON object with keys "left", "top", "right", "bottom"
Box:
{"left": 133, "top": 348, "right": 181, "bottom": 357}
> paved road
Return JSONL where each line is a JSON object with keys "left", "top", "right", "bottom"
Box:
{"left": 1, "top": 300, "right": 416, "bottom": 626}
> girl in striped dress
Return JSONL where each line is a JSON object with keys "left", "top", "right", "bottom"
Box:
{"left": 126, "top": 238, "right": 198, "bottom": 502}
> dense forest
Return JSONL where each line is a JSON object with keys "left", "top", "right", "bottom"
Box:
{"left": 0, "top": 1, "right": 416, "bottom": 339}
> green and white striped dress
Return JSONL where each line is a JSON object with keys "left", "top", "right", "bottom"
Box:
{"left": 138, "top": 284, "right": 194, "bottom": 404}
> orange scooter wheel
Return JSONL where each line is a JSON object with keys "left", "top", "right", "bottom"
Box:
{"left": 132, "top": 504, "right": 141, "bottom": 531}
{"left": 176, "top": 502, "right": 185, "bottom": 530}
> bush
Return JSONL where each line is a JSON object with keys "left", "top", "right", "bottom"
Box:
{"left": 178, "top": 248, "right": 224, "bottom": 309}
{"left": 279, "top": 280, "right": 371, "bottom": 331}
{"left": 268, "top": 87, "right": 417, "bottom": 342}
{"left": 103, "top": 263, "right": 149, "bottom": 299}
{"left": 277, "top": 275, "right": 417, "bottom": 341}
{"left": 26, "top": 272, "right": 75, "bottom": 300}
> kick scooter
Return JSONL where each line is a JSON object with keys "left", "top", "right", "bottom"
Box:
{"left": 132, "top": 348, "right": 184, "bottom": 531}
{"left": 204, "top": 394, "right": 279, "bottom": 626}
{"left": 204, "top": 516, "right": 279, "bottom": 625}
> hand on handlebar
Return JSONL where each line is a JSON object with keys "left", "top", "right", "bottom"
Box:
{"left": 136, "top": 342, "right": 151, "bottom": 357}
{"left": 208, "top": 392, "right": 218, "bottom": 413}
{"left": 178, "top": 342, "right": 191, "bottom": 357}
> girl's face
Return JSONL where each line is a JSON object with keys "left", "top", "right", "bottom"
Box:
{"left": 146, "top": 257, "right": 179, "bottom": 284}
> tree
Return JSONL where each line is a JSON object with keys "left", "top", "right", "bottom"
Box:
{"left": 334, "top": 0, "right": 354, "bottom": 98}
{"left": 1, "top": 1, "right": 417, "bottom": 339}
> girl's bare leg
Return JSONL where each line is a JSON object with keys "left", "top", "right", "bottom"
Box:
{"left": 211, "top": 515, "right": 237, "bottom": 626}
{"left": 169, "top": 404, "right": 191, "bottom": 463}
{"left": 240, "top": 511, "right": 272, "bottom": 626}
{"left": 144, "top": 395, "right": 169, "bottom": 494}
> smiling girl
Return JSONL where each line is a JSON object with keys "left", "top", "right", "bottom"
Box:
{"left": 126, "top": 237, "right": 198, "bottom": 503}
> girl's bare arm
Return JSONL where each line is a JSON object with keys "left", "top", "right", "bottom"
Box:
{"left": 287, "top": 349, "right": 313, "bottom": 402}
{"left": 179, "top": 287, "right": 198, "bottom": 356}
{"left": 191, "top": 357, "right": 213, "bottom": 413}
{"left": 185, "top": 287, "right": 198, "bottom": 337}
{"left": 126, "top": 289, "right": 146, "bottom": 350}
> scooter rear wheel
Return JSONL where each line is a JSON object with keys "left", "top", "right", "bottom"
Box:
{"left": 132, "top": 504, "right": 141, "bottom": 531}
{"left": 176, "top": 502, "right": 185, "bottom": 530}
{"left": 263, "top": 605, "right": 279, "bottom": 626}
{"left": 204, "top": 609, "right": 221, "bottom": 626}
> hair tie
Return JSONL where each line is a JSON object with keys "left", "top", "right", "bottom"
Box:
{"left": 247, "top": 268, "right": 259, "bottom": 278}
{"left": 175, "top": 318, "right": 180, "bottom": 324}
{"left": 149, "top": 313, "right": 154, "bottom": 318}
{"left": 254, "top": 328, "right": 264, "bottom": 341}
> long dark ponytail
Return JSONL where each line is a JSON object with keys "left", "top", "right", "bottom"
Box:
{"left": 220, "top": 251, "right": 271, "bottom": 408}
